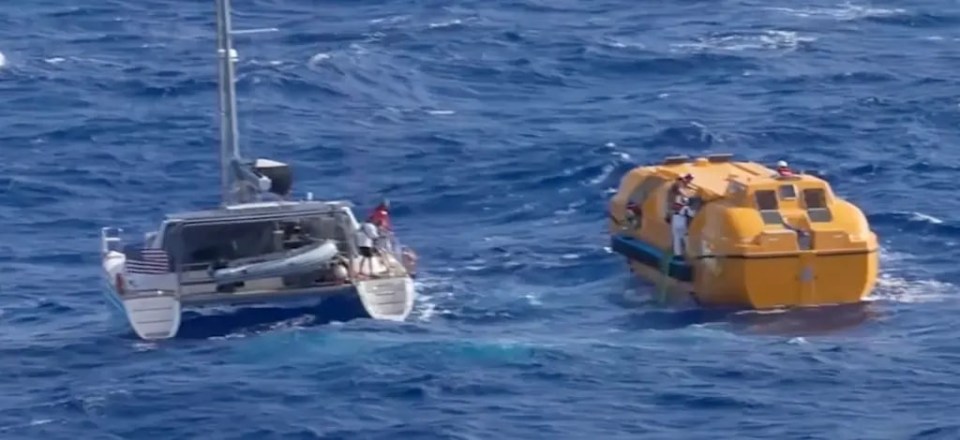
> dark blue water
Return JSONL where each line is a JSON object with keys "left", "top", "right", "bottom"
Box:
{"left": 3, "top": 1, "right": 960, "bottom": 438}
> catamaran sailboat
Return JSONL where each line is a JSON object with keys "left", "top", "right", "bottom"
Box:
{"left": 98, "top": 0, "right": 418, "bottom": 341}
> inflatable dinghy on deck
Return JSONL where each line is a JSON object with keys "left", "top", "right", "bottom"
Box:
{"left": 211, "top": 239, "right": 339, "bottom": 284}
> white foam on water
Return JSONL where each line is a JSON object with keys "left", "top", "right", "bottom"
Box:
{"left": 768, "top": 4, "right": 906, "bottom": 21}
{"left": 428, "top": 19, "right": 463, "bottom": 29}
{"left": 908, "top": 211, "right": 943, "bottom": 224}
{"left": 870, "top": 274, "right": 955, "bottom": 304}
{"left": 306, "top": 52, "right": 331, "bottom": 69}
{"left": 870, "top": 247, "right": 957, "bottom": 304}
{"left": 411, "top": 274, "right": 458, "bottom": 322}
{"left": 369, "top": 15, "right": 411, "bottom": 25}
{"left": 673, "top": 30, "right": 815, "bottom": 53}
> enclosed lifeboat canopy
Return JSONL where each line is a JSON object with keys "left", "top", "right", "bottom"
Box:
{"left": 607, "top": 153, "right": 878, "bottom": 309}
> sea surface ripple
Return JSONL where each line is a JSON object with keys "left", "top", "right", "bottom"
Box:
{"left": 2, "top": 0, "right": 960, "bottom": 438}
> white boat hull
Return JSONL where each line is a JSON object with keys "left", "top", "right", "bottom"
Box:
{"left": 121, "top": 293, "right": 182, "bottom": 340}
{"left": 356, "top": 277, "right": 416, "bottom": 321}
{"left": 101, "top": 249, "right": 416, "bottom": 341}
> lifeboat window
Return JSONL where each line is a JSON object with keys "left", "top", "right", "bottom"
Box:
{"left": 802, "top": 189, "right": 826, "bottom": 208}
{"left": 755, "top": 190, "right": 779, "bottom": 210}
{"left": 754, "top": 190, "right": 783, "bottom": 224}
{"left": 778, "top": 184, "right": 797, "bottom": 200}
{"left": 802, "top": 189, "right": 832, "bottom": 222}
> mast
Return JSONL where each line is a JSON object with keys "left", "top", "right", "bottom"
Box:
{"left": 215, "top": 0, "right": 242, "bottom": 206}
{"left": 211, "top": 0, "right": 290, "bottom": 205}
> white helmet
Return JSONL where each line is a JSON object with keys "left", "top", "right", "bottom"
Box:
{"left": 776, "top": 160, "right": 788, "bottom": 168}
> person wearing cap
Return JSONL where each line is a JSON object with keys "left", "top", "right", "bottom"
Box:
{"left": 774, "top": 160, "right": 793, "bottom": 177}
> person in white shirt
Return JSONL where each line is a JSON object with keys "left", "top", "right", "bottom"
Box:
{"left": 670, "top": 194, "right": 695, "bottom": 256}
{"left": 355, "top": 221, "right": 379, "bottom": 276}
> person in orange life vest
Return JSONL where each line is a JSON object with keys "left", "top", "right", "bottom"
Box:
{"left": 775, "top": 160, "right": 793, "bottom": 177}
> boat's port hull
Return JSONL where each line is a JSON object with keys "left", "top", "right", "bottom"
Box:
{"left": 613, "top": 234, "right": 878, "bottom": 309}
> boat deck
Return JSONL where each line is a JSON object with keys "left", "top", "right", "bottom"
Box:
{"left": 349, "top": 253, "right": 406, "bottom": 279}
{"left": 177, "top": 254, "right": 407, "bottom": 307}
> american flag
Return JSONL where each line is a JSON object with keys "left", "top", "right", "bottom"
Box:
{"left": 125, "top": 248, "right": 172, "bottom": 274}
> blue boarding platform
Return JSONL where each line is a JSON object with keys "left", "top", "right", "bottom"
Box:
{"left": 610, "top": 234, "right": 694, "bottom": 282}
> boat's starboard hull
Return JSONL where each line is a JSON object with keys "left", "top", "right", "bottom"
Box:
{"left": 355, "top": 276, "right": 416, "bottom": 321}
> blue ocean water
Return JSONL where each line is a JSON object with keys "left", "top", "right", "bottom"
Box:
{"left": 3, "top": 0, "right": 960, "bottom": 438}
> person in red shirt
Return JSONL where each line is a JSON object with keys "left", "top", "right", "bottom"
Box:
{"left": 364, "top": 199, "right": 393, "bottom": 256}
{"left": 367, "top": 199, "right": 391, "bottom": 231}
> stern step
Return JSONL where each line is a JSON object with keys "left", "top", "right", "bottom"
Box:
{"left": 355, "top": 277, "right": 415, "bottom": 321}
{"left": 122, "top": 293, "right": 182, "bottom": 340}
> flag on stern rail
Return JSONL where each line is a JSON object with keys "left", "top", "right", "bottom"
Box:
{"left": 125, "top": 248, "right": 172, "bottom": 274}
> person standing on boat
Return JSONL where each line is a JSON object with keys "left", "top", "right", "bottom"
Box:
{"left": 355, "top": 221, "right": 380, "bottom": 277}
{"left": 368, "top": 199, "right": 392, "bottom": 231}
{"left": 368, "top": 199, "right": 394, "bottom": 254}
{"left": 665, "top": 173, "right": 694, "bottom": 223}
{"left": 667, "top": 173, "right": 696, "bottom": 257}
{"left": 670, "top": 193, "right": 695, "bottom": 257}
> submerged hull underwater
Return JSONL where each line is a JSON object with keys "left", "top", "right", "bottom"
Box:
{"left": 608, "top": 154, "right": 879, "bottom": 309}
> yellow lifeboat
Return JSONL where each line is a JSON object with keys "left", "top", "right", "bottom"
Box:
{"left": 607, "top": 153, "right": 879, "bottom": 309}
